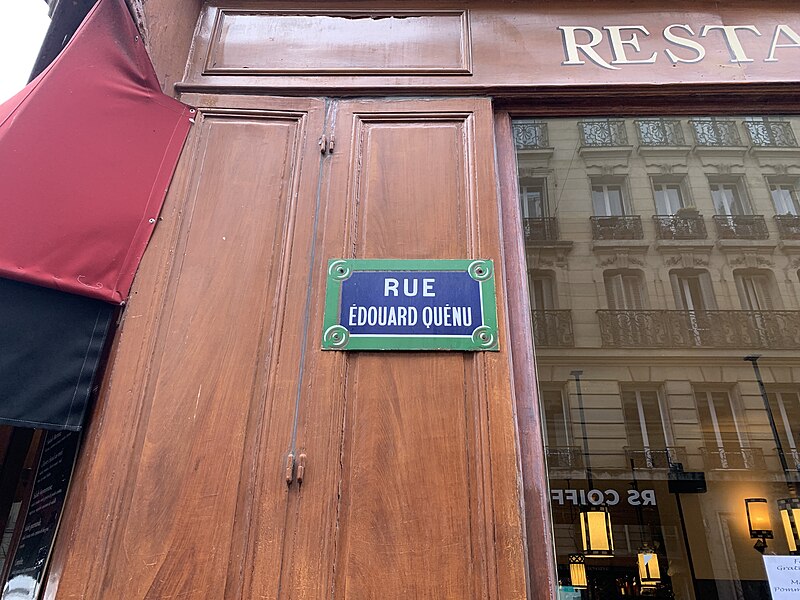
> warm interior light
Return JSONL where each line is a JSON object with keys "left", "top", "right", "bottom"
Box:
{"left": 745, "top": 498, "right": 774, "bottom": 539}
{"left": 580, "top": 505, "right": 614, "bottom": 557}
{"left": 569, "top": 554, "right": 587, "bottom": 589}
{"left": 779, "top": 498, "right": 800, "bottom": 554}
{"left": 637, "top": 548, "right": 661, "bottom": 586}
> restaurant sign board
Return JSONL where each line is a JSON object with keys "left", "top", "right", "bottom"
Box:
{"left": 322, "top": 259, "right": 498, "bottom": 351}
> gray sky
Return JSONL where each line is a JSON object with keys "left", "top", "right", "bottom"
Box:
{"left": 0, "top": 1, "right": 51, "bottom": 103}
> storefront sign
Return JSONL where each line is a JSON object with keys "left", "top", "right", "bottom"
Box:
{"left": 551, "top": 488, "right": 657, "bottom": 507}
{"left": 763, "top": 556, "right": 800, "bottom": 599}
{"left": 191, "top": 3, "right": 800, "bottom": 90}
{"left": 2, "top": 431, "right": 80, "bottom": 600}
{"left": 560, "top": 24, "right": 800, "bottom": 70}
{"left": 321, "top": 259, "right": 498, "bottom": 351}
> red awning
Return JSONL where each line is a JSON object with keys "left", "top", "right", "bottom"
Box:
{"left": 0, "top": 0, "right": 193, "bottom": 304}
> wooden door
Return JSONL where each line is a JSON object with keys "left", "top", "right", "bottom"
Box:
{"left": 280, "top": 98, "right": 527, "bottom": 600}
{"left": 49, "top": 96, "right": 527, "bottom": 599}
{"left": 49, "top": 95, "right": 327, "bottom": 599}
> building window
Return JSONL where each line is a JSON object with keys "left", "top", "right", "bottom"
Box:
{"left": 529, "top": 270, "right": 556, "bottom": 310}
{"left": 591, "top": 179, "right": 627, "bottom": 216}
{"left": 709, "top": 178, "right": 751, "bottom": 215}
{"left": 604, "top": 270, "right": 646, "bottom": 310}
{"left": 695, "top": 388, "right": 762, "bottom": 470}
{"left": 670, "top": 269, "right": 716, "bottom": 312}
{"left": 734, "top": 269, "right": 780, "bottom": 311}
{"left": 652, "top": 179, "right": 687, "bottom": 215}
{"left": 768, "top": 178, "right": 800, "bottom": 215}
{"left": 542, "top": 386, "right": 573, "bottom": 447}
{"left": 766, "top": 389, "right": 800, "bottom": 470}
{"left": 520, "top": 177, "right": 548, "bottom": 218}
{"left": 621, "top": 388, "right": 675, "bottom": 468}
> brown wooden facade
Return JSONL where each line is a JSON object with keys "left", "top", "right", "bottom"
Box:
{"left": 43, "top": 1, "right": 800, "bottom": 598}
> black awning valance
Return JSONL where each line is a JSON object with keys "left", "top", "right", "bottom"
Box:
{"left": 0, "top": 277, "right": 113, "bottom": 430}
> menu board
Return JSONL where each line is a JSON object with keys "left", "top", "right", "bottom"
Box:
{"left": 1, "top": 431, "right": 80, "bottom": 600}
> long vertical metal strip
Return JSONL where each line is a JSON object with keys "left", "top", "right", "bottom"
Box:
{"left": 287, "top": 98, "right": 336, "bottom": 462}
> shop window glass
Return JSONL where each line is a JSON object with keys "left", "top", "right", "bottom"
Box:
{"left": 515, "top": 114, "right": 800, "bottom": 600}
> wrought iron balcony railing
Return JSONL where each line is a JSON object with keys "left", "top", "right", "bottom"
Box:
{"left": 513, "top": 120, "right": 549, "bottom": 150}
{"left": 690, "top": 119, "right": 742, "bottom": 146}
{"left": 653, "top": 214, "right": 707, "bottom": 240}
{"left": 701, "top": 446, "right": 766, "bottom": 470}
{"left": 713, "top": 215, "right": 769, "bottom": 239}
{"left": 590, "top": 215, "right": 643, "bottom": 240}
{"left": 778, "top": 448, "right": 800, "bottom": 471}
{"left": 579, "top": 119, "right": 628, "bottom": 147}
{"left": 597, "top": 309, "right": 800, "bottom": 349}
{"left": 775, "top": 215, "right": 800, "bottom": 239}
{"left": 546, "top": 446, "right": 584, "bottom": 470}
{"left": 624, "top": 446, "right": 688, "bottom": 469}
{"left": 635, "top": 118, "right": 686, "bottom": 146}
{"left": 744, "top": 120, "right": 799, "bottom": 147}
{"left": 523, "top": 217, "right": 560, "bottom": 242}
{"left": 531, "top": 310, "right": 574, "bottom": 348}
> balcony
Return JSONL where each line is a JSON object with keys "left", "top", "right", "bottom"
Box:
{"left": 701, "top": 446, "right": 766, "bottom": 470}
{"left": 597, "top": 309, "right": 800, "bottom": 349}
{"left": 653, "top": 214, "right": 707, "bottom": 240}
{"left": 690, "top": 119, "right": 742, "bottom": 146}
{"left": 531, "top": 310, "right": 574, "bottom": 347}
{"left": 778, "top": 448, "right": 800, "bottom": 472}
{"left": 775, "top": 215, "right": 800, "bottom": 240}
{"left": 624, "top": 446, "right": 688, "bottom": 469}
{"left": 744, "top": 120, "right": 798, "bottom": 147}
{"left": 546, "top": 446, "right": 584, "bottom": 470}
{"left": 713, "top": 215, "right": 769, "bottom": 240}
{"left": 635, "top": 118, "right": 686, "bottom": 146}
{"left": 579, "top": 119, "right": 628, "bottom": 147}
{"left": 590, "top": 216, "right": 643, "bottom": 240}
{"left": 513, "top": 120, "right": 549, "bottom": 149}
{"left": 523, "top": 217, "right": 560, "bottom": 243}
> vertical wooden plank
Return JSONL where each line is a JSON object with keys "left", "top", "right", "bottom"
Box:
{"left": 48, "top": 97, "right": 325, "bottom": 600}
{"left": 287, "top": 98, "right": 527, "bottom": 600}
{"left": 495, "top": 110, "right": 558, "bottom": 598}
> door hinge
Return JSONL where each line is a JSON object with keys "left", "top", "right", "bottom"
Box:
{"left": 318, "top": 134, "right": 335, "bottom": 155}
{"left": 285, "top": 453, "right": 295, "bottom": 485}
{"left": 296, "top": 453, "right": 307, "bottom": 485}
{"left": 285, "top": 452, "right": 308, "bottom": 486}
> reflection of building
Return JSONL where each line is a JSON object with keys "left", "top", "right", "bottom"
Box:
{"left": 4, "top": 3, "right": 800, "bottom": 599}
{"left": 516, "top": 116, "right": 800, "bottom": 598}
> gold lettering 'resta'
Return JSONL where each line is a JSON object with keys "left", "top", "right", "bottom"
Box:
{"left": 559, "top": 23, "right": 800, "bottom": 67}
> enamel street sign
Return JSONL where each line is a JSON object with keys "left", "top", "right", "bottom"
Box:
{"left": 321, "top": 259, "right": 498, "bottom": 351}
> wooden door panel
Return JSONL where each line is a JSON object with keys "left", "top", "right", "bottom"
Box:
{"left": 50, "top": 97, "right": 325, "bottom": 599}
{"left": 288, "top": 99, "right": 527, "bottom": 600}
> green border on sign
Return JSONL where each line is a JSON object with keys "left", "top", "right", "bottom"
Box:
{"left": 321, "top": 259, "right": 498, "bottom": 351}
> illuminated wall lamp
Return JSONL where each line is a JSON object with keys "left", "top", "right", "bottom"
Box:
{"left": 745, "top": 497, "right": 773, "bottom": 553}
{"left": 569, "top": 554, "right": 587, "bottom": 589}
{"left": 637, "top": 547, "right": 661, "bottom": 587}
{"left": 580, "top": 505, "right": 614, "bottom": 557}
{"left": 778, "top": 498, "right": 800, "bottom": 555}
